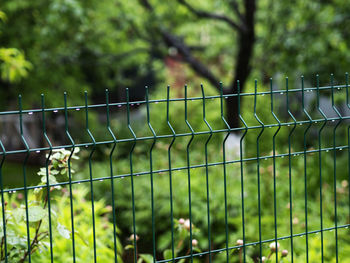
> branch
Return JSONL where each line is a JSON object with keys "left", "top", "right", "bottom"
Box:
{"left": 138, "top": 0, "right": 221, "bottom": 89}
{"left": 177, "top": 0, "right": 245, "bottom": 32}
{"left": 229, "top": 1, "right": 246, "bottom": 23}
{"left": 160, "top": 28, "right": 220, "bottom": 87}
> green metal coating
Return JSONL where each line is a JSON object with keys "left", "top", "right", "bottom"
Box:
{"left": 301, "top": 76, "right": 312, "bottom": 263}
{"left": 220, "top": 82, "right": 231, "bottom": 263}
{"left": 126, "top": 88, "right": 138, "bottom": 263}
{"left": 105, "top": 89, "right": 119, "bottom": 263}
{"left": 64, "top": 92, "right": 77, "bottom": 263}
{"left": 18, "top": 95, "right": 32, "bottom": 263}
{"left": 0, "top": 122, "right": 7, "bottom": 263}
{"left": 146, "top": 87, "right": 157, "bottom": 263}
{"left": 166, "top": 86, "right": 176, "bottom": 262}
{"left": 270, "top": 78, "right": 281, "bottom": 263}
{"left": 254, "top": 80, "right": 264, "bottom": 261}
{"left": 286, "top": 77, "right": 297, "bottom": 263}
{"left": 201, "top": 84, "right": 213, "bottom": 263}
{"left": 184, "top": 85, "right": 194, "bottom": 263}
{"left": 331, "top": 74, "right": 342, "bottom": 263}
{"left": 238, "top": 80, "right": 248, "bottom": 263}
{"left": 84, "top": 91, "right": 97, "bottom": 263}
{"left": 41, "top": 95, "right": 54, "bottom": 263}
{"left": 0, "top": 76, "right": 349, "bottom": 262}
{"left": 316, "top": 74, "right": 326, "bottom": 263}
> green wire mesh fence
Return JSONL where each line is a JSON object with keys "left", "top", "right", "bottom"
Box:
{"left": 0, "top": 74, "right": 350, "bottom": 262}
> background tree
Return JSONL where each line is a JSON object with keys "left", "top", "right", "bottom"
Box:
{"left": 134, "top": 0, "right": 256, "bottom": 128}
{"left": 1, "top": 0, "right": 350, "bottom": 120}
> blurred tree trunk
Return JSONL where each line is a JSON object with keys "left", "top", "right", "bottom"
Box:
{"left": 138, "top": 0, "right": 256, "bottom": 129}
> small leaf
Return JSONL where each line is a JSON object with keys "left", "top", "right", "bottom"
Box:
{"left": 163, "top": 249, "right": 174, "bottom": 260}
{"left": 37, "top": 168, "right": 47, "bottom": 176}
{"left": 28, "top": 206, "right": 46, "bottom": 222}
{"left": 12, "top": 208, "right": 26, "bottom": 222}
{"left": 124, "top": 244, "right": 134, "bottom": 250}
{"left": 50, "top": 170, "right": 59, "bottom": 175}
{"left": 41, "top": 174, "right": 58, "bottom": 185}
{"left": 57, "top": 223, "right": 70, "bottom": 239}
{"left": 139, "top": 254, "right": 153, "bottom": 263}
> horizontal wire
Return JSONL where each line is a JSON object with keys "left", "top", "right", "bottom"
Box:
{"left": 2, "top": 144, "right": 347, "bottom": 193}
{"left": 0, "top": 84, "right": 346, "bottom": 116}
{"left": 155, "top": 223, "right": 350, "bottom": 263}
{"left": 0, "top": 116, "right": 348, "bottom": 156}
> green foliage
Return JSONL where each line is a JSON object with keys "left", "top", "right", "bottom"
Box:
{"left": 0, "top": 0, "right": 156, "bottom": 107}
{"left": 0, "top": 48, "right": 32, "bottom": 83}
{"left": 78, "top": 88, "right": 350, "bottom": 262}
{"left": 0, "top": 10, "right": 31, "bottom": 83}
{"left": 255, "top": 0, "right": 350, "bottom": 83}
{"left": 0, "top": 148, "right": 123, "bottom": 262}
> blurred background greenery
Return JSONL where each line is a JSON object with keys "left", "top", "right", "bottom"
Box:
{"left": 1, "top": 0, "right": 350, "bottom": 262}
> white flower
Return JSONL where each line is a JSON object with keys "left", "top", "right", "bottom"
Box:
{"left": 269, "top": 242, "right": 280, "bottom": 252}
{"left": 192, "top": 239, "right": 198, "bottom": 246}
{"left": 184, "top": 219, "right": 191, "bottom": 230}
{"left": 281, "top": 249, "right": 288, "bottom": 257}
{"left": 236, "top": 239, "right": 244, "bottom": 246}
{"left": 129, "top": 234, "right": 139, "bottom": 241}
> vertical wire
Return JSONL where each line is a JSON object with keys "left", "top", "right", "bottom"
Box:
{"left": 330, "top": 74, "right": 342, "bottom": 263}
{"left": 84, "top": 91, "right": 97, "bottom": 262}
{"left": 105, "top": 89, "right": 118, "bottom": 263}
{"left": 346, "top": 73, "right": 350, "bottom": 225}
{"left": 166, "top": 86, "right": 175, "bottom": 262}
{"left": 18, "top": 95, "right": 32, "bottom": 263}
{"left": 253, "top": 80, "right": 264, "bottom": 261}
{"left": 64, "top": 92, "right": 76, "bottom": 262}
{"left": 41, "top": 94, "right": 54, "bottom": 262}
{"left": 146, "top": 87, "right": 157, "bottom": 262}
{"left": 316, "top": 74, "right": 327, "bottom": 263}
{"left": 201, "top": 85, "right": 213, "bottom": 263}
{"left": 301, "top": 76, "right": 312, "bottom": 263}
{"left": 286, "top": 77, "right": 297, "bottom": 262}
{"left": 0, "top": 137, "right": 7, "bottom": 262}
{"left": 270, "top": 78, "right": 281, "bottom": 263}
{"left": 220, "top": 82, "right": 231, "bottom": 263}
{"left": 238, "top": 80, "right": 248, "bottom": 262}
{"left": 184, "top": 85, "right": 194, "bottom": 262}
{"left": 126, "top": 88, "right": 138, "bottom": 263}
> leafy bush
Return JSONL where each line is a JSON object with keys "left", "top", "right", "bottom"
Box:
{"left": 0, "top": 148, "right": 123, "bottom": 263}
{"left": 77, "top": 86, "right": 350, "bottom": 262}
